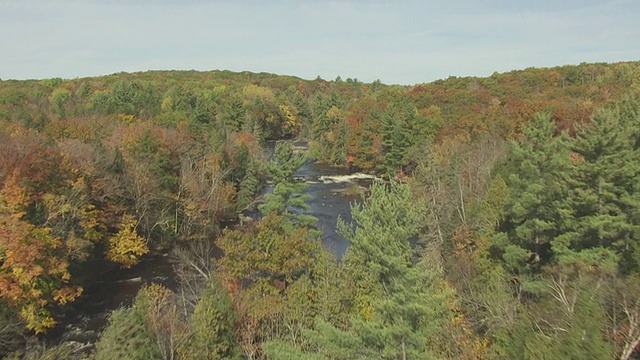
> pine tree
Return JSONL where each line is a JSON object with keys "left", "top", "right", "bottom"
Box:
{"left": 264, "top": 317, "right": 368, "bottom": 360}
{"left": 236, "top": 160, "right": 262, "bottom": 213}
{"left": 311, "top": 93, "right": 329, "bottom": 141}
{"left": 293, "top": 91, "right": 312, "bottom": 137}
{"left": 264, "top": 182, "right": 451, "bottom": 359}
{"left": 259, "top": 142, "right": 318, "bottom": 232}
{"left": 225, "top": 94, "right": 245, "bottom": 132}
{"left": 182, "top": 280, "right": 240, "bottom": 359}
{"left": 494, "top": 266, "right": 614, "bottom": 360}
{"left": 554, "top": 106, "right": 640, "bottom": 271}
{"left": 339, "top": 182, "right": 450, "bottom": 359}
{"left": 380, "top": 101, "right": 413, "bottom": 174}
{"left": 495, "top": 113, "right": 571, "bottom": 271}
{"left": 94, "top": 295, "right": 163, "bottom": 360}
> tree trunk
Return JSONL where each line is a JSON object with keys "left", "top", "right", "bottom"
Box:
{"left": 620, "top": 335, "right": 640, "bottom": 360}
{"left": 402, "top": 340, "right": 407, "bottom": 360}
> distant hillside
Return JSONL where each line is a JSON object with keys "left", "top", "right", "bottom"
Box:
{"left": 1, "top": 61, "right": 638, "bottom": 169}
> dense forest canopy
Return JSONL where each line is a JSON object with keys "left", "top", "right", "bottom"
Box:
{"left": 0, "top": 61, "right": 639, "bottom": 359}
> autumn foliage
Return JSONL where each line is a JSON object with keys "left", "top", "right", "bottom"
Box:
{"left": 0, "top": 63, "right": 639, "bottom": 359}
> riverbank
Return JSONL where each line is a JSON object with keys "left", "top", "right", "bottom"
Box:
{"left": 40, "top": 140, "right": 376, "bottom": 356}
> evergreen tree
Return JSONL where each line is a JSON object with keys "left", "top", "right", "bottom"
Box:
{"left": 495, "top": 113, "right": 571, "bottom": 271}
{"left": 330, "top": 120, "right": 348, "bottom": 164}
{"left": 49, "top": 88, "right": 70, "bottom": 119}
{"left": 94, "top": 308, "right": 159, "bottom": 360}
{"left": 293, "top": 91, "right": 312, "bottom": 137}
{"left": 181, "top": 280, "right": 240, "bottom": 359}
{"left": 225, "top": 94, "right": 245, "bottom": 132}
{"left": 264, "top": 317, "right": 369, "bottom": 360}
{"left": 264, "top": 182, "right": 451, "bottom": 359}
{"left": 380, "top": 100, "right": 416, "bottom": 174}
{"left": 616, "top": 93, "right": 640, "bottom": 149}
{"left": 94, "top": 300, "right": 162, "bottom": 360}
{"left": 259, "top": 142, "right": 318, "bottom": 232}
{"left": 554, "top": 106, "right": 640, "bottom": 271}
{"left": 310, "top": 89, "right": 345, "bottom": 159}
{"left": 236, "top": 160, "right": 262, "bottom": 213}
{"left": 381, "top": 120, "right": 410, "bottom": 174}
{"left": 194, "top": 89, "right": 218, "bottom": 125}
{"left": 311, "top": 93, "right": 329, "bottom": 140}
{"left": 264, "top": 341, "right": 325, "bottom": 360}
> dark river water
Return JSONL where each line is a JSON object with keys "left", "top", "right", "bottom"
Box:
{"left": 46, "top": 141, "right": 375, "bottom": 347}
{"left": 260, "top": 140, "right": 377, "bottom": 258}
{"left": 283, "top": 158, "right": 375, "bottom": 258}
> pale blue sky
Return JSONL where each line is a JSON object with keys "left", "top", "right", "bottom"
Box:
{"left": 1, "top": 1, "right": 638, "bottom": 85}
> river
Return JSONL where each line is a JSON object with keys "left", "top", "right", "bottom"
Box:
{"left": 46, "top": 140, "right": 374, "bottom": 348}
{"left": 279, "top": 147, "right": 376, "bottom": 258}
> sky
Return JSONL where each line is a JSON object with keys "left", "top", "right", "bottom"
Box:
{"left": 1, "top": 0, "right": 639, "bottom": 85}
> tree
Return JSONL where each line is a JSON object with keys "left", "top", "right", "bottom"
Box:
{"left": 0, "top": 305, "right": 25, "bottom": 357}
{"left": 94, "top": 292, "right": 163, "bottom": 360}
{"left": 217, "top": 213, "right": 318, "bottom": 287}
{"left": 492, "top": 263, "right": 614, "bottom": 360}
{"left": 262, "top": 248, "right": 355, "bottom": 358}
{"left": 264, "top": 317, "right": 367, "bottom": 360}
{"left": 259, "top": 142, "right": 317, "bottom": 232}
{"left": 293, "top": 91, "right": 312, "bottom": 137}
{"left": 554, "top": 106, "right": 640, "bottom": 272}
{"left": 176, "top": 151, "right": 235, "bottom": 241}
{"left": 268, "top": 182, "right": 452, "bottom": 359}
{"left": 610, "top": 273, "right": 640, "bottom": 360}
{"left": 0, "top": 175, "right": 81, "bottom": 333}
{"left": 217, "top": 213, "right": 320, "bottom": 358}
{"left": 380, "top": 100, "right": 414, "bottom": 174}
{"left": 49, "top": 88, "right": 70, "bottom": 119}
{"left": 311, "top": 94, "right": 330, "bottom": 141}
{"left": 236, "top": 160, "right": 262, "bottom": 213}
{"left": 224, "top": 94, "right": 245, "bottom": 131}
{"left": 120, "top": 126, "right": 181, "bottom": 244}
{"left": 495, "top": 113, "right": 571, "bottom": 272}
{"left": 105, "top": 214, "right": 149, "bottom": 268}
{"left": 181, "top": 280, "right": 240, "bottom": 359}
{"left": 90, "top": 80, "right": 161, "bottom": 118}
{"left": 95, "top": 284, "right": 188, "bottom": 360}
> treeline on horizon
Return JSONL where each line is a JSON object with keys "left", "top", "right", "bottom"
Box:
{"left": 0, "top": 61, "right": 639, "bottom": 359}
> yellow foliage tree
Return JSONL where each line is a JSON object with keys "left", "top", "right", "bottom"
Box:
{"left": 0, "top": 177, "right": 82, "bottom": 333}
{"left": 278, "top": 104, "right": 300, "bottom": 132}
{"left": 106, "top": 214, "right": 149, "bottom": 268}
{"left": 326, "top": 105, "right": 342, "bottom": 123}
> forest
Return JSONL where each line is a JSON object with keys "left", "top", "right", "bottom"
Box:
{"left": 0, "top": 61, "right": 639, "bottom": 359}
